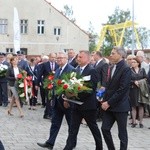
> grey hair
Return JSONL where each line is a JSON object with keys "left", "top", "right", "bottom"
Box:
{"left": 42, "top": 55, "right": 49, "bottom": 60}
{"left": 113, "top": 46, "right": 127, "bottom": 58}
{"left": 57, "top": 51, "right": 68, "bottom": 59}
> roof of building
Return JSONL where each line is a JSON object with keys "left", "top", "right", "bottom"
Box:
{"left": 44, "top": 0, "right": 89, "bottom": 36}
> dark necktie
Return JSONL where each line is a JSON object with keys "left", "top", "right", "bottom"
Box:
{"left": 94, "top": 62, "right": 98, "bottom": 68}
{"left": 57, "top": 68, "right": 62, "bottom": 77}
{"left": 80, "top": 67, "right": 83, "bottom": 75}
{"left": 51, "top": 62, "right": 54, "bottom": 71}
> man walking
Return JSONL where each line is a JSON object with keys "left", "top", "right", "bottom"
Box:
{"left": 37, "top": 52, "right": 75, "bottom": 150}
{"left": 101, "top": 46, "right": 131, "bottom": 150}
{"left": 0, "top": 140, "right": 5, "bottom": 150}
{"left": 63, "top": 50, "right": 103, "bottom": 150}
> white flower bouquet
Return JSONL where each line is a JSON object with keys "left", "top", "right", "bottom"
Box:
{"left": 0, "top": 64, "right": 8, "bottom": 77}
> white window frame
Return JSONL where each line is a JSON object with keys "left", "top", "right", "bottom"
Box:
{"left": 6, "top": 48, "right": 13, "bottom": 53}
{"left": 0, "top": 19, "right": 8, "bottom": 34}
{"left": 20, "top": 19, "right": 28, "bottom": 34}
{"left": 37, "top": 20, "right": 45, "bottom": 34}
{"left": 54, "top": 27, "right": 61, "bottom": 36}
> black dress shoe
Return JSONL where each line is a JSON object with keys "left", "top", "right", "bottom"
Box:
{"left": 139, "top": 124, "right": 144, "bottom": 128}
{"left": 37, "top": 142, "right": 53, "bottom": 149}
{"left": 63, "top": 146, "right": 74, "bottom": 150}
{"left": 131, "top": 123, "right": 136, "bottom": 128}
{"left": 43, "top": 115, "right": 51, "bottom": 120}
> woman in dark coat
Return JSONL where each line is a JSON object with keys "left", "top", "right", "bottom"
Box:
{"left": 129, "top": 57, "right": 147, "bottom": 128}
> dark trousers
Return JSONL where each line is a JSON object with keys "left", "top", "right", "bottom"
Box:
{"left": 96, "top": 102, "right": 103, "bottom": 120}
{"left": 101, "top": 111, "right": 128, "bottom": 150}
{"left": 29, "top": 82, "right": 38, "bottom": 106}
{"left": 40, "top": 86, "right": 46, "bottom": 106}
{"left": 64, "top": 110, "right": 103, "bottom": 150}
{"left": 44, "top": 99, "right": 53, "bottom": 117}
{"left": 0, "top": 140, "right": 5, "bottom": 150}
{"left": 46, "top": 105, "right": 72, "bottom": 146}
{"left": 0, "top": 82, "right": 8, "bottom": 105}
{"left": 29, "top": 97, "right": 36, "bottom": 106}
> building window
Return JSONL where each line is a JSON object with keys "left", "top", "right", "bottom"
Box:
{"left": 37, "top": 20, "right": 45, "bottom": 34}
{"left": 54, "top": 27, "right": 61, "bottom": 35}
{"left": 0, "top": 19, "right": 8, "bottom": 34}
{"left": 20, "top": 19, "right": 28, "bottom": 34}
{"left": 6, "top": 48, "right": 13, "bottom": 53}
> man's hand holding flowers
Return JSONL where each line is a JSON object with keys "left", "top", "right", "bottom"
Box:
{"left": 55, "top": 72, "right": 92, "bottom": 104}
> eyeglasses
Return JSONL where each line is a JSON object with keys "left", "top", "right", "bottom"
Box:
{"left": 132, "top": 61, "right": 138, "bottom": 63}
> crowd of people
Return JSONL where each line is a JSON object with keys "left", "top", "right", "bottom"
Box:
{"left": 0, "top": 47, "right": 150, "bottom": 150}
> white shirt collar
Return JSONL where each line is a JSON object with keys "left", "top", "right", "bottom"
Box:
{"left": 60, "top": 63, "right": 67, "bottom": 71}
{"left": 80, "top": 65, "right": 87, "bottom": 72}
{"left": 96, "top": 58, "right": 103, "bottom": 65}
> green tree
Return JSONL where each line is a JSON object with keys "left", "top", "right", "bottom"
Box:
{"left": 100, "top": 7, "right": 150, "bottom": 56}
{"left": 137, "top": 27, "right": 150, "bottom": 49}
{"left": 87, "top": 22, "right": 98, "bottom": 52}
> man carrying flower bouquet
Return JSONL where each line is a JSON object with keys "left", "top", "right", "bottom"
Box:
{"left": 63, "top": 50, "right": 103, "bottom": 150}
{"left": 37, "top": 51, "right": 76, "bottom": 150}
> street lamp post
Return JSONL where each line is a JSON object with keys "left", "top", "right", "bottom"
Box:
{"left": 131, "top": 0, "right": 135, "bottom": 55}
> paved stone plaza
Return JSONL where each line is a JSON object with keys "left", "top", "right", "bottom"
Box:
{"left": 0, "top": 105, "right": 150, "bottom": 150}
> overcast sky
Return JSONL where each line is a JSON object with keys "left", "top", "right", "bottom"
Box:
{"left": 47, "top": 0, "right": 150, "bottom": 34}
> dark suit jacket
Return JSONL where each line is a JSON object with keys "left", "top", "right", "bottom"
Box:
{"left": 74, "top": 64, "right": 98, "bottom": 111}
{"left": 95, "top": 59, "right": 108, "bottom": 87}
{"left": 53, "top": 63, "right": 75, "bottom": 108}
{"left": 69, "top": 57, "right": 78, "bottom": 68}
{"left": 0, "top": 60, "right": 10, "bottom": 82}
{"left": 36, "top": 61, "right": 59, "bottom": 86}
{"left": 6, "top": 66, "right": 22, "bottom": 86}
{"left": 103, "top": 60, "right": 131, "bottom": 112}
{"left": 18, "top": 59, "right": 28, "bottom": 71}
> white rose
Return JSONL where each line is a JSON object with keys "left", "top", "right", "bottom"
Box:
{"left": 19, "top": 83, "right": 24, "bottom": 88}
{"left": 20, "top": 93, "right": 25, "bottom": 97}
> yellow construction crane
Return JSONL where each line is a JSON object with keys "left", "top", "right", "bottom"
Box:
{"left": 97, "top": 20, "right": 141, "bottom": 50}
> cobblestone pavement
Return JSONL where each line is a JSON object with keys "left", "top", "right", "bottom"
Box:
{"left": 0, "top": 105, "right": 150, "bottom": 150}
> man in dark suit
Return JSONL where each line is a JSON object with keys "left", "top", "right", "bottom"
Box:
{"left": 93, "top": 51, "right": 108, "bottom": 87}
{"left": 36, "top": 55, "right": 49, "bottom": 107}
{"left": 0, "top": 140, "right": 5, "bottom": 150}
{"left": 93, "top": 51, "right": 109, "bottom": 121}
{"left": 17, "top": 51, "right": 28, "bottom": 71}
{"left": 63, "top": 50, "right": 103, "bottom": 150}
{"left": 68, "top": 49, "right": 78, "bottom": 68}
{"left": 101, "top": 46, "right": 131, "bottom": 150}
{"left": 0, "top": 52, "right": 10, "bottom": 107}
{"left": 35, "top": 52, "right": 59, "bottom": 119}
{"left": 37, "top": 52, "right": 75, "bottom": 150}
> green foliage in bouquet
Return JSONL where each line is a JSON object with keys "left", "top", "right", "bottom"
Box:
{"left": 54, "top": 72, "right": 92, "bottom": 99}
{"left": 43, "top": 73, "right": 55, "bottom": 99}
